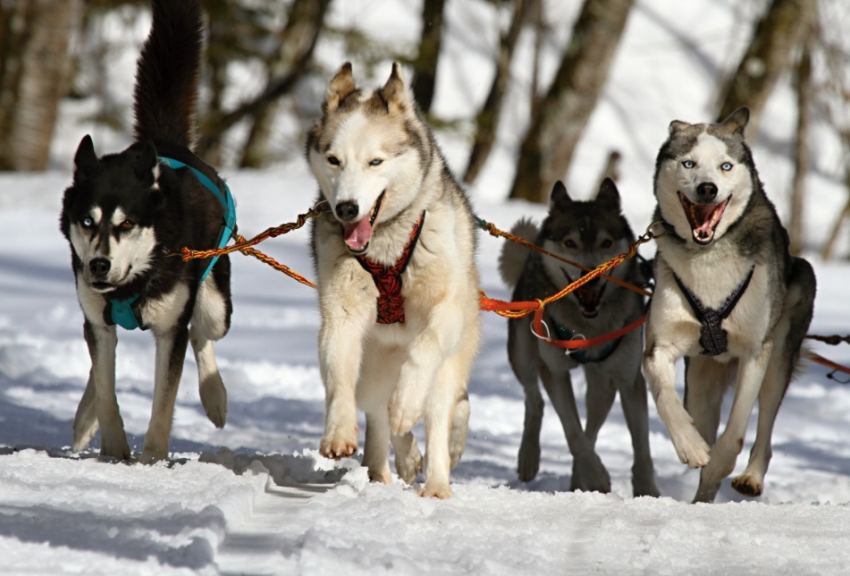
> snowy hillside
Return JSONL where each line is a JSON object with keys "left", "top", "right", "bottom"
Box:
{"left": 3, "top": 0, "right": 850, "bottom": 574}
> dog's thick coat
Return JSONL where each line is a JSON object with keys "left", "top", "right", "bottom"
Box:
{"left": 60, "top": 0, "right": 232, "bottom": 463}
{"left": 500, "top": 179, "right": 659, "bottom": 496}
{"left": 307, "top": 63, "right": 480, "bottom": 498}
{"left": 643, "top": 107, "right": 816, "bottom": 502}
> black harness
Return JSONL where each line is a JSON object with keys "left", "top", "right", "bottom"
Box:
{"left": 672, "top": 267, "right": 755, "bottom": 356}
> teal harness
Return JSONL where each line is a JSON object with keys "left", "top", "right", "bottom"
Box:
{"left": 549, "top": 317, "right": 622, "bottom": 364}
{"left": 105, "top": 156, "right": 236, "bottom": 330}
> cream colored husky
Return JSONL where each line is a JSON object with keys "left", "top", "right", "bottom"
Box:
{"left": 306, "top": 62, "right": 481, "bottom": 498}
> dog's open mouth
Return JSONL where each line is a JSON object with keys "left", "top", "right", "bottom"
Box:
{"left": 678, "top": 191, "right": 730, "bottom": 245}
{"left": 91, "top": 282, "right": 114, "bottom": 292}
{"left": 564, "top": 269, "right": 606, "bottom": 318}
{"left": 342, "top": 191, "right": 385, "bottom": 254}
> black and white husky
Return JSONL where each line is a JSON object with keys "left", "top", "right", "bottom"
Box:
{"left": 500, "top": 179, "right": 660, "bottom": 497}
{"left": 60, "top": 0, "right": 233, "bottom": 464}
{"left": 643, "top": 107, "right": 816, "bottom": 502}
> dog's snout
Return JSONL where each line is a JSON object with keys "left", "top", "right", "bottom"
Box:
{"left": 335, "top": 201, "right": 360, "bottom": 222}
{"left": 89, "top": 258, "right": 111, "bottom": 277}
{"left": 697, "top": 182, "right": 718, "bottom": 201}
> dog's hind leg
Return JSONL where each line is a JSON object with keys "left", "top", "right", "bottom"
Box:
{"left": 508, "top": 316, "right": 544, "bottom": 482}
{"left": 686, "top": 356, "right": 733, "bottom": 502}
{"left": 84, "top": 321, "right": 131, "bottom": 460}
{"left": 392, "top": 432, "right": 422, "bottom": 484}
{"left": 449, "top": 392, "right": 470, "bottom": 469}
{"left": 190, "top": 277, "right": 230, "bottom": 428}
{"left": 140, "top": 325, "right": 190, "bottom": 464}
{"left": 190, "top": 326, "right": 226, "bottom": 429}
{"left": 363, "top": 412, "right": 392, "bottom": 483}
{"left": 72, "top": 370, "right": 99, "bottom": 451}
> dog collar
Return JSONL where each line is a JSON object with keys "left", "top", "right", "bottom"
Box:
{"left": 104, "top": 154, "right": 236, "bottom": 331}
{"left": 672, "top": 266, "right": 754, "bottom": 356}
{"left": 356, "top": 211, "right": 426, "bottom": 324}
{"left": 549, "top": 316, "right": 623, "bottom": 364}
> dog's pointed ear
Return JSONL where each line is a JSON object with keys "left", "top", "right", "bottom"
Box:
{"left": 126, "top": 140, "right": 159, "bottom": 186}
{"left": 719, "top": 106, "right": 750, "bottom": 137}
{"left": 549, "top": 180, "right": 572, "bottom": 211}
{"left": 325, "top": 62, "right": 357, "bottom": 113}
{"left": 380, "top": 62, "right": 411, "bottom": 115}
{"left": 596, "top": 178, "right": 621, "bottom": 212}
{"left": 74, "top": 135, "right": 99, "bottom": 181}
{"left": 668, "top": 120, "right": 690, "bottom": 135}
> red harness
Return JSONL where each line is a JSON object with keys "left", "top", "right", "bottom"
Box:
{"left": 356, "top": 211, "right": 426, "bottom": 324}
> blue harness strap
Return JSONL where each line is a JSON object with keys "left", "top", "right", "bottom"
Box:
{"left": 157, "top": 156, "right": 236, "bottom": 284}
{"left": 105, "top": 156, "right": 236, "bottom": 331}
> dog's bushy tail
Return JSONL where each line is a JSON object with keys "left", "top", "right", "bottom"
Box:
{"left": 498, "top": 218, "right": 538, "bottom": 289}
{"left": 133, "top": 0, "right": 203, "bottom": 148}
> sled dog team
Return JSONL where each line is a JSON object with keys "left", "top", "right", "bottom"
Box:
{"left": 60, "top": 0, "right": 815, "bottom": 503}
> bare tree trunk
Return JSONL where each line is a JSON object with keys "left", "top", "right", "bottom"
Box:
{"left": 463, "top": 0, "right": 532, "bottom": 185}
{"left": 411, "top": 0, "right": 446, "bottom": 115}
{"left": 789, "top": 33, "right": 812, "bottom": 256}
{"left": 716, "top": 0, "right": 816, "bottom": 137}
{"left": 0, "top": 0, "right": 82, "bottom": 171}
{"left": 508, "top": 0, "right": 634, "bottom": 203}
{"left": 529, "top": 0, "right": 546, "bottom": 121}
{"left": 239, "top": 0, "right": 331, "bottom": 168}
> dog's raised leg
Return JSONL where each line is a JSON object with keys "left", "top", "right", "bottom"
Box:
{"left": 507, "top": 316, "right": 544, "bottom": 482}
{"left": 72, "top": 370, "right": 99, "bottom": 451}
{"left": 538, "top": 354, "right": 609, "bottom": 493}
{"left": 686, "top": 356, "right": 731, "bottom": 502}
{"left": 699, "top": 342, "right": 772, "bottom": 493}
{"left": 84, "top": 321, "right": 131, "bottom": 460}
{"left": 190, "top": 326, "right": 226, "bottom": 429}
{"left": 140, "top": 325, "right": 189, "bottom": 464}
{"left": 643, "top": 336, "right": 711, "bottom": 468}
{"left": 392, "top": 432, "right": 423, "bottom": 484}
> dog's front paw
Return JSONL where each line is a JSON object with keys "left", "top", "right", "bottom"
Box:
{"left": 419, "top": 481, "right": 452, "bottom": 499}
{"left": 394, "top": 441, "right": 423, "bottom": 484}
{"left": 320, "top": 428, "right": 358, "bottom": 460}
{"left": 139, "top": 444, "right": 168, "bottom": 465}
{"left": 571, "top": 453, "right": 611, "bottom": 493}
{"left": 731, "top": 472, "right": 764, "bottom": 497}
{"left": 200, "top": 373, "right": 227, "bottom": 428}
{"left": 517, "top": 436, "right": 541, "bottom": 483}
{"left": 100, "top": 430, "right": 131, "bottom": 461}
{"left": 670, "top": 425, "right": 711, "bottom": 468}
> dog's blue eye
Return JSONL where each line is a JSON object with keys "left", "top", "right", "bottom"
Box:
{"left": 369, "top": 159, "right": 383, "bottom": 167}
{"left": 721, "top": 162, "right": 733, "bottom": 171}
{"left": 327, "top": 155, "right": 340, "bottom": 166}
{"left": 682, "top": 160, "right": 695, "bottom": 169}
{"left": 81, "top": 217, "right": 94, "bottom": 228}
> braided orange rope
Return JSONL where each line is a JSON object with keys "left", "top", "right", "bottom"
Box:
{"left": 479, "top": 221, "right": 664, "bottom": 319}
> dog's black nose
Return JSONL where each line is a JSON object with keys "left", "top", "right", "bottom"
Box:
{"left": 89, "top": 258, "right": 111, "bottom": 277}
{"left": 335, "top": 201, "right": 360, "bottom": 222}
{"left": 697, "top": 182, "right": 718, "bottom": 201}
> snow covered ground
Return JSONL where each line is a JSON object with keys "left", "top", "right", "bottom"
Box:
{"left": 3, "top": 0, "right": 850, "bottom": 574}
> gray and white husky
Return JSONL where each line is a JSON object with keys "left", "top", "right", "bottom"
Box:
{"left": 644, "top": 107, "right": 816, "bottom": 502}
{"left": 306, "top": 63, "right": 481, "bottom": 498}
{"left": 60, "top": 0, "right": 232, "bottom": 463}
{"left": 500, "top": 179, "right": 660, "bottom": 497}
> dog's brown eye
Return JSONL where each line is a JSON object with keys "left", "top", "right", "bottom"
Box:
{"left": 327, "top": 155, "right": 340, "bottom": 166}
{"left": 600, "top": 239, "right": 612, "bottom": 249}
{"left": 564, "top": 239, "right": 577, "bottom": 249}
{"left": 120, "top": 220, "right": 134, "bottom": 230}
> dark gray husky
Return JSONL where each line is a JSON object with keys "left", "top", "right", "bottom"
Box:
{"left": 500, "top": 179, "right": 659, "bottom": 496}
{"left": 60, "top": 0, "right": 233, "bottom": 463}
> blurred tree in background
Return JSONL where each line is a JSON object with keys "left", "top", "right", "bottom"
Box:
{"left": 1, "top": 0, "right": 849, "bottom": 260}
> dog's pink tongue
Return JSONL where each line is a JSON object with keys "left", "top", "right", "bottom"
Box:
{"left": 343, "top": 218, "right": 373, "bottom": 251}
{"left": 692, "top": 204, "right": 717, "bottom": 235}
